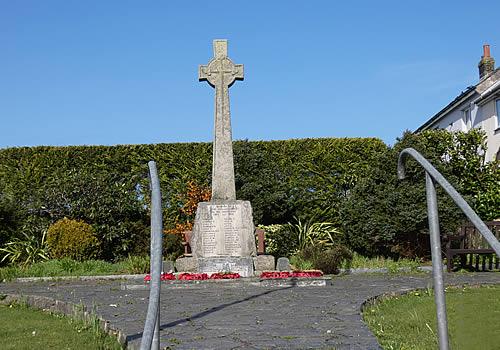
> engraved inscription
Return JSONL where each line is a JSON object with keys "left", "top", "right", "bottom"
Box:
{"left": 200, "top": 218, "right": 217, "bottom": 256}
{"left": 197, "top": 204, "right": 244, "bottom": 256}
{"left": 191, "top": 201, "right": 256, "bottom": 259}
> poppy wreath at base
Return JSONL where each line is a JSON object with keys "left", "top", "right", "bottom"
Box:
{"left": 144, "top": 272, "right": 241, "bottom": 282}
{"left": 209, "top": 272, "right": 241, "bottom": 279}
{"left": 144, "top": 273, "right": 176, "bottom": 282}
{"left": 178, "top": 273, "right": 209, "bottom": 280}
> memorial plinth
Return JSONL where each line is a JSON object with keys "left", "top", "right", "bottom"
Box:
{"left": 191, "top": 201, "right": 256, "bottom": 277}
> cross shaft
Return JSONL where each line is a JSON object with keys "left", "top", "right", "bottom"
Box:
{"left": 199, "top": 40, "right": 244, "bottom": 201}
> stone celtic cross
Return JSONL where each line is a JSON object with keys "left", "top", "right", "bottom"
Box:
{"left": 199, "top": 39, "right": 244, "bottom": 201}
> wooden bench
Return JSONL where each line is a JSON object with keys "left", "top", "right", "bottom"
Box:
{"left": 181, "top": 228, "right": 266, "bottom": 257}
{"left": 444, "top": 221, "right": 500, "bottom": 272}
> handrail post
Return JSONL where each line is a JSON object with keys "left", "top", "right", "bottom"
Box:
{"left": 141, "top": 161, "right": 163, "bottom": 350}
{"left": 425, "top": 172, "right": 449, "bottom": 350}
{"left": 399, "top": 147, "right": 500, "bottom": 349}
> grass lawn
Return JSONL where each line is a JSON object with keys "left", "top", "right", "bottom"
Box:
{"left": 0, "top": 302, "right": 122, "bottom": 349}
{"left": 340, "top": 252, "right": 423, "bottom": 272}
{"left": 364, "top": 284, "right": 500, "bottom": 350}
{"left": 0, "top": 256, "right": 150, "bottom": 282}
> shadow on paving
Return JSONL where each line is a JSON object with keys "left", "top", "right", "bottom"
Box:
{"left": 127, "top": 285, "right": 293, "bottom": 342}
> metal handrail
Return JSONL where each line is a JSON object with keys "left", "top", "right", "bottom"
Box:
{"left": 398, "top": 148, "right": 500, "bottom": 350}
{"left": 140, "top": 161, "right": 163, "bottom": 350}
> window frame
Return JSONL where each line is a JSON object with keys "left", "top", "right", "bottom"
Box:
{"left": 496, "top": 98, "right": 500, "bottom": 130}
{"left": 463, "top": 107, "right": 472, "bottom": 130}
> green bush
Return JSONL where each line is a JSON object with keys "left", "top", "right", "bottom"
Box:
{"left": 313, "top": 246, "right": 353, "bottom": 274}
{"left": 46, "top": 218, "right": 100, "bottom": 261}
{"left": 289, "top": 254, "right": 315, "bottom": 270}
{"left": 286, "top": 217, "right": 343, "bottom": 251}
{"left": 340, "top": 129, "right": 496, "bottom": 258}
{"left": 163, "top": 233, "right": 184, "bottom": 261}
{"left": 0, "top": 230, "right": 49, "bottom": 267}
{"left": 295, "top": 244, "right": 352, "bottom": 274}
{"left": 117, "top": 255, "right": 150, "bottom": 274}
{"left": 0, "top": 194, "right": 20, "bottom": 251}
{"left": 258, "top": 224, "right": 297, "bottom": 258}
{"left": 260, "top": 218, "right": 345, "bottom": 258}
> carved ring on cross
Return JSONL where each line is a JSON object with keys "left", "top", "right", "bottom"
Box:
{"left": 199, "top": 57, "right": 244, "bottom": 88}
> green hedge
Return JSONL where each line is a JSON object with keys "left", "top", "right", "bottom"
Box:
{"left": 2, "top": 131, "right": 497, "bottom": 261}
{"left": 0, "top": 137, "right": 386, "bottom": 260}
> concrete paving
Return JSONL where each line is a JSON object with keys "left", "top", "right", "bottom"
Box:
{"left": 1, "top": 272, "right": 499, "bottom": 349}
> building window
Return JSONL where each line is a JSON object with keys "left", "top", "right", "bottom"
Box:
{"left": 496, "top": 99, "right": 500, "bottom": 129}
{"left": 463, "top": 108, "right": 472, "bottom": 130}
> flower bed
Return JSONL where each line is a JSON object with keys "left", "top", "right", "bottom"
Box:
{"left": 144, "top": 272, "right": 240, "bottom": 282}
{"left": 260, "top": 271, "right": 323, "bottom": 279}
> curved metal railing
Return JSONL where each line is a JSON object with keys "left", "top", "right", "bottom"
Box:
{"left": 140, "top": 161, "right": 163, "bottom": 350}
{"left": 398, "top": 148, "right": 500, "bottom": 350}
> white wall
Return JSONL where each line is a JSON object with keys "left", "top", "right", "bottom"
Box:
{"left": 431, "top": 99, "right": 471, "bottom": 132}
{"left": 477, "top": 98, "right": 500, "bottom": 161}
{"left": 427, "top": 95, "right": 500, "bottom": 161}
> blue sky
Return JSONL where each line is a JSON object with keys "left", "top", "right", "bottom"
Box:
{"left": 1, "top": 1, "right": 499, "bottom": 148}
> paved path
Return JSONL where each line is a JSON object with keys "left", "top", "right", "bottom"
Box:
{"left": 1, "top": 273, "right": 499, "bottom": 349}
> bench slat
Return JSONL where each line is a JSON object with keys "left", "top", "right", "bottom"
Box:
{"left": 445, "top": 221, "right": 500, "bottom": 272}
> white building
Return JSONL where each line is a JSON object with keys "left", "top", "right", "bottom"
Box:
{"left": 416, "top": 45, "right": 500, "bottom": 162}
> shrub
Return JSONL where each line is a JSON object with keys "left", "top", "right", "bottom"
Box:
{"left": 163, "top": 233, "right": 184, "bottom": 261}
{"left": 313, "top": 245, "right": 353, "bottom": 274}
{"left": 121, "top": 220, "right": 150, "bottom": 257}
{"left": 165, "top": 181, "right": 211, "bottom": 235}
{"left": 0, "top": 194, "right": 19, "bottom": 248}
{"left": 295, "top": 244, "right": 352, "bottom": 274}
{"left": 340, "top": 129, "right": 495, "bottom": 258}
{"left": 258, "top": 224, "right": 297, "bottom": 258}
{"left": 286, "top": 217, "right": 343, "bottom": 251}
{"left": 1, "top": 133, "right": 496, "bottom": 261}
{"left": 118, "top": 255, "right": 150, "bottom": 274}
{"left": 0, "top": 230, "right": 49, "bottom": 266}
{"left": 260, "top": 218, "right": 345, "bottom": 258}
{"left": 46, "top": 218, "right": 100, "bottom": 261}
{"left": 289, "top": 254, "right": 314, "bottom": 270}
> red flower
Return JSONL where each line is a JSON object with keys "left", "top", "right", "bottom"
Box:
{"left": 209, "top": 272, "right": 241, "bottom": 279}
{"left": 178, "top": 273, "right": 209, "bottom": 280}
{"left": 161, "top": 273, "right": 176, "bottom": 280}
{"left": 144, "top": 272, "right": 176, "bottom": 282}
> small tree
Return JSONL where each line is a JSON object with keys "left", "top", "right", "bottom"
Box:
{"left": 165, "top": 181, "right": 211, "bottom": 235}
{"left": 340, "top": 129, "right": 496, "bottom": 258}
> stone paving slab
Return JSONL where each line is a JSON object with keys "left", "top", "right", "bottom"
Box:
{"left": 1, "top": 273, "right": 499, "bottom": 349}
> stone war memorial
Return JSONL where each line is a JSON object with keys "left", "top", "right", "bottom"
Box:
{"left": 2, "top": 31, "right": 500, "bottom": 350}
{"left": 189, "top": 39, "right": 257, "bottom": 277}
